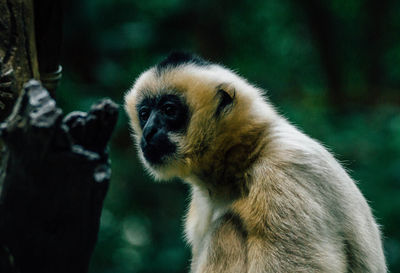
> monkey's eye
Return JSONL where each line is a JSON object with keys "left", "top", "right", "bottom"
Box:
{"left": 162, "top": 103, "right": 177, "bottom": 117}
{"left": 139, "top": 107, "right": 150, "bottom": 121}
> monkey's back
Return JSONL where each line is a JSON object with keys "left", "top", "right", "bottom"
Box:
{"left": 231, "top": 117, "right": 386, "bottom": 272}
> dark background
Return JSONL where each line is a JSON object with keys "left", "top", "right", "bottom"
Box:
{"left": 58, "top": 0, "right": 400, "bottom": 272}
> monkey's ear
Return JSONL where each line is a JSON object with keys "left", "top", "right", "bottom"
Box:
{"left": 215, "top": 84, "right": 235, "bottom": 118}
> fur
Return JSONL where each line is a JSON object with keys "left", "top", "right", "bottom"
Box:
{"left": 125, "top": 55, "right": 387, "bottom": 272}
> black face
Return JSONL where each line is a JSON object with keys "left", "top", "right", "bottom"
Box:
{"left": 137, "top": 94, "right": 189, "bottom": 165}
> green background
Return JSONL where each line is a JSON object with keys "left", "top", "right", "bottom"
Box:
{"left": 58, "top": 0, "right": 400, "bottom": 272}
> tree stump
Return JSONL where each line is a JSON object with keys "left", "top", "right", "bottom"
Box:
{"left": 0, "top": 80, "right": 118, "bottom": 273}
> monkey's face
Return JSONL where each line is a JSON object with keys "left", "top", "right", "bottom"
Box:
{"left": 136, "top": 94, "right": 189, "bottom": 166}
{"left": 125, "top": 53, "right": 267, "bottom": 181}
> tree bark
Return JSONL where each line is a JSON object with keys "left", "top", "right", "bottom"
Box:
{"left": 0, "top": 0, "right": 39, "bottom": 122}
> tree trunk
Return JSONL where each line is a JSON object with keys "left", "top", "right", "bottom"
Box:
{"left": 0, "top": 1, "right": 119, "bottom": 272}
{"left": 0, "top": 0, "right": 39, "bottom": 121}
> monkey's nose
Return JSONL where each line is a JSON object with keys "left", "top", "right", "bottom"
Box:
{"left": 143, "top": 126, "right": 157, "bottom": 143}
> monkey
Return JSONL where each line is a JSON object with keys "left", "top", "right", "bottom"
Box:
{"left": 124, "top": 52, "right": 387, "bottom": 273}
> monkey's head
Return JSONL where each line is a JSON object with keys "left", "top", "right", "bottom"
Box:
{"left": 125, "top": 52, "right": 274, "bottom": 182}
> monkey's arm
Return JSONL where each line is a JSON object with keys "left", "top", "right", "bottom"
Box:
{"left": 193, "top": 213, "right": 248, "bottom": 273}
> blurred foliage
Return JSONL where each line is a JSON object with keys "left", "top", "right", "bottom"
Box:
{"left": 58, "top": 0, "right": 400, "bottom": 272}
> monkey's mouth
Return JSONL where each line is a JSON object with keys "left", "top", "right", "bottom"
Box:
{"left": 140, "top": 140, "right": 176, "bottom": 165}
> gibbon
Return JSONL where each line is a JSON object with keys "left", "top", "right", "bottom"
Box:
{"left": 124, "top": 52, "right": 387, "bottom": 273}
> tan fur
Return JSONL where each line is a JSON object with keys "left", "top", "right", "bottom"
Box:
{"left": 125, "top": 62, "right": 387, "bottom": 272}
